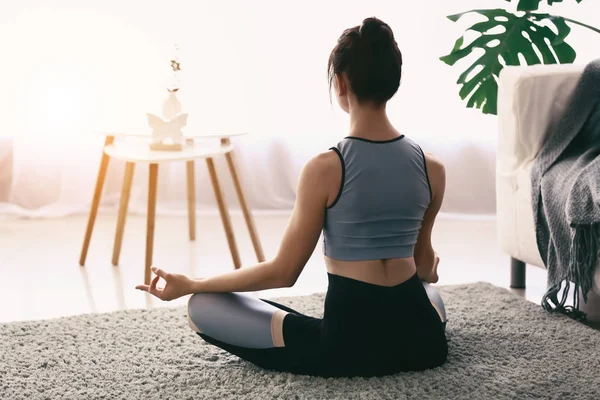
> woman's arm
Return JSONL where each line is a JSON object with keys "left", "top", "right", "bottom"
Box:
{"left": 414, "top": 153, "right": 446, "bottom": 283}
{"left": 192, "top": 153, "right": 331, "bottom": 293}
{"left": 191, "top": 153, "right": 333, "bottom": 293}
{"left": 136, "top": 152, "right": 334, "bottom": 300}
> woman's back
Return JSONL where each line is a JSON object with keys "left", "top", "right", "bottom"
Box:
{"left": 324, "top": 134, "right": 442, "bottom": 287}
{"left": 325, "top": 135, "right": 430, "bottom": 259}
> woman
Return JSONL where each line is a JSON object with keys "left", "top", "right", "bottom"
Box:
{"left": 136, "top": 17, "right": 448, "bottom": 378}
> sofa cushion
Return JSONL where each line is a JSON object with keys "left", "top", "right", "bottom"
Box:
{"left": 497, "top": 63, "right": 584, "bottom": 171}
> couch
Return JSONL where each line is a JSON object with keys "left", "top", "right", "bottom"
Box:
{"left": 496, "top": 63, "right": 600, "bottom": 319}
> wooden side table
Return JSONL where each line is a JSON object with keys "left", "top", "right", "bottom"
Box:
{"left": 79, "top": 133, "right": 265, "bottom": 284}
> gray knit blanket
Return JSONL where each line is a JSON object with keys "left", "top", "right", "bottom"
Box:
{"left": 531, "top": 59, "right": 600, "bottom": 320}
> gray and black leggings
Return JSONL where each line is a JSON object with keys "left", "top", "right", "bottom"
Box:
{"left": 187, "top": 273, "right": 448, "bottom": 377}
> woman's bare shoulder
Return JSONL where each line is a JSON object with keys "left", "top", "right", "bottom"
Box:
{"left": 297, "top": 150, "right": 342, "bottom": 189}
{"left": 306, "top": 150, "right": 342, "bottom": 175}
{"left": 423, "top": 152, "right": 446, "bottom": 193}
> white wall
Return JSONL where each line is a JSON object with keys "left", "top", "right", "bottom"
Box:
{"left": 0, "top": 0, "right": 598, "bottom": 216}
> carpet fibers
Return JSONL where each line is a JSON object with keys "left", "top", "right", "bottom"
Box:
{"left": 1, "top": 283, "right": 600, "bottom": 400}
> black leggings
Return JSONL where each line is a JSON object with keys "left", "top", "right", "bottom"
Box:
{"left": 187, "top": 273, "right": 448, "bottom": 378}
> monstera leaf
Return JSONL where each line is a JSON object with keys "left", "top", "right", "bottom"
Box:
{"left": 512, "top": 0, "right": 584, "bottom": 11}
{"left": 544, "top": 0, "right": 584, "bottom": 4}
{"left": 440, "top": 9, "right": 576, "bottom": 115}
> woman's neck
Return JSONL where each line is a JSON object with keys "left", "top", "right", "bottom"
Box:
{"left": 348, "top": 104, "right": 397, "bottom": 139}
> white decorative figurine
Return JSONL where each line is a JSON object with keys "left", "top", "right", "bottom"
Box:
{"left": 148, "top": 44, "right": 188, "bottom": 151}
{"left": 148, "top": 113, "right": 188, "bottom": 151}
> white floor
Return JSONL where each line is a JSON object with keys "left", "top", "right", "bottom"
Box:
{"left": 0, "top": 212, "right": 549, "bottom": 324}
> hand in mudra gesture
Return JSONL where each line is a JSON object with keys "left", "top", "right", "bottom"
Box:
{"left": 136, "top": 267, "right": 195, "bottom": 301}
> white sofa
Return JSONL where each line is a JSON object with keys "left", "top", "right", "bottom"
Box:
{"left": 496, "top": 63, "right": 600, "bottom": 318}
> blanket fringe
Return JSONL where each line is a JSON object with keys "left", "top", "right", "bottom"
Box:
{"left": 541, "top": 282, "right": 587, "bottom": 322}
{"left": 541, "top": 223, "right": 599, "bottom": 322}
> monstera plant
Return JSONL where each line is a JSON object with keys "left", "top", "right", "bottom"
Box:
{"left": 440, "top": 0, "right": 600, "bottom": 115}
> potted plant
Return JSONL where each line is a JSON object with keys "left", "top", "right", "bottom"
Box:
{"left": 440, "top": 0, "right": 600, "bottom": 115}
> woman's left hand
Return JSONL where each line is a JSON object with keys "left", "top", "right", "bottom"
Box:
{"left": 136, "top": 267, "right": 195, "bottom": 301}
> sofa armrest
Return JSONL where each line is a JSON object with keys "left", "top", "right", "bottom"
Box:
{"left": 497, "top": 64, "right": 584, "bottom": 178}
{"left": 496, "top": 64, "right": 584, "bottom": 268}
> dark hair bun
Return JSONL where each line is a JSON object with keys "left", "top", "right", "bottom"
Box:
{"left": 359, "top": 17, "right": 394, "bottom": 45}
{"left": 328, "top": 17, "right": 402, "bottom": 105}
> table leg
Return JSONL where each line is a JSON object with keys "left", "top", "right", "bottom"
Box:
{"left": 112, "top": 162, "right": 135, "bottom": 266}
{"left": 79, "top": 135, "right": 115, "bottom": 266}
{"left": 186, "top": 161, "right": 196, "bottom": 241}
{"left": 145, "top": 163, "right": 159, "bottom": 285}
{"left": 225, "top": 150, "right": 265, "bottom": 262}
{"left": 206, "top": 157, "right": 242, "bottom": 269}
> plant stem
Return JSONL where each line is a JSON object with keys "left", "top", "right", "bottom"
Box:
{"left": 563, "top": 17, "right": 600, "bottom": 35}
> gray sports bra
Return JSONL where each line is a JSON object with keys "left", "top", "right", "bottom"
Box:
{"left": 323, "top": 135, "right": 432, "bottom": 261}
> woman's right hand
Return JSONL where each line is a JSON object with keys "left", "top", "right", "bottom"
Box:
{"left": 136, "top": 267, "right": 196, "bottom": 301}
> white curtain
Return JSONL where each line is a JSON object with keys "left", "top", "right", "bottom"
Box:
{"left": 1, "top": 0, "right": 599, "bottom": 218}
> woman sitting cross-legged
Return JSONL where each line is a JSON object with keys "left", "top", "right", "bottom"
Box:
{"left": 136, "top": 16, "right": 448, "bottom": 378}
